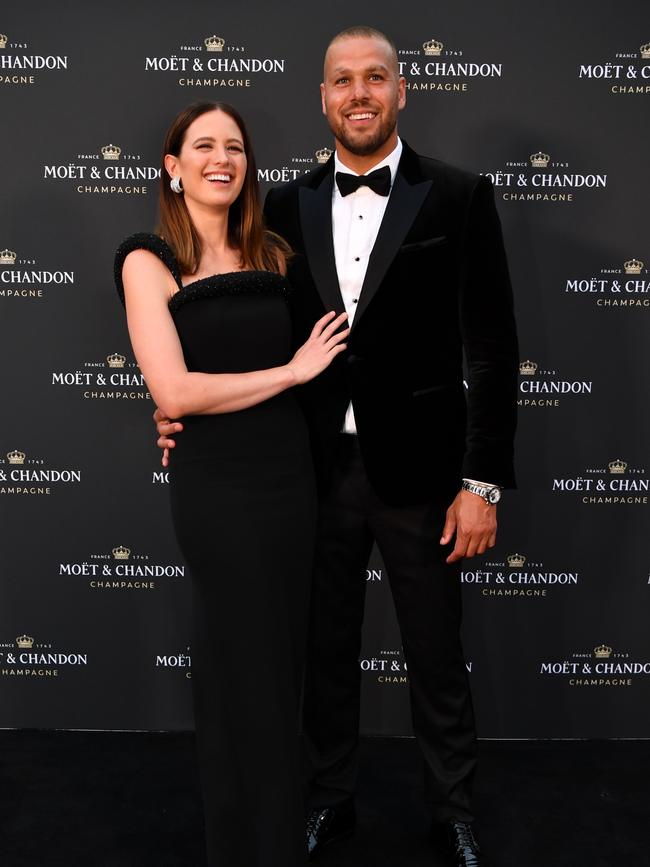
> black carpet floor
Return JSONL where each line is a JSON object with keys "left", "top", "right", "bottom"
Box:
{"left": 0, "top": 731, "right": 644, "bottom": 867}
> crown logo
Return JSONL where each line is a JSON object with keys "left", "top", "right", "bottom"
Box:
{"left": 315, "top": 147, "right": 333, "bottom": 164}
{"left": 530, "top": 151, "right": 550, "bottom": 168}
{"left": 112, "top": 545, "right": 131, "bottom": 560}
{"left": 422, "top": 38, "right": 443, "bottom": 56}
{"left": 0, "top": 249, "right": 16, "bottom": 264}
{"left": 608, "top": 458, "right": 627, "bottom": 474}
{"left": 594, "top": 644, "right": 612, "bottom": 659}
{"left": 640, "top": 43, "right": 650, "bottom": 59}
{"left": 507, "top": 553, "right": 526, "bottom": 569}
{"left": 7, "top": 449, "right": 25, "bottom": 464}
{"left": 0, "top": 34, "right": 7, "bottom": 49}
{"left": 16, "top": 635, "right": 34, "bottom": 649}
{"left": 519, "top": 360, "right": 537, "bottom": 376}
{"left": 624, "top": 258, "right": 643, "bottom": 274}
{"left": 106, "top": 353, "right": 126, "bottom": 368}
{"left": 101, "top": 144, "right": 121, "bottom": 161}
{"left": 204, "top": 35, "right": 225, "bottom": 52}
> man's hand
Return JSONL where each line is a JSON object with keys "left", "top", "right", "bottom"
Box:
{"left": 153, "top": 407, "right": 183, "bottom": 468}
{"left": 440, "top": 490, "right": 497, "bottom": 564}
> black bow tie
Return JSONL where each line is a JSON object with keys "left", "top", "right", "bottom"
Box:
{"left": 335, "top": 166, "right": 391, "bottom": 197}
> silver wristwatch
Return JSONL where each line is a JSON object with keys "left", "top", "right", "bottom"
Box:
{"left": 461, "top": 480, "right": 502, "bottom": 505}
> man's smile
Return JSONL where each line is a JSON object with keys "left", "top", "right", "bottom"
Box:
{"left": 344, "top": 108, "right": 379, "bottom": 127}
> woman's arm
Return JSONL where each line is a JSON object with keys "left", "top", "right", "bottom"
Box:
{"left": 122, "top": 249, "right": 348, "bottom": 419}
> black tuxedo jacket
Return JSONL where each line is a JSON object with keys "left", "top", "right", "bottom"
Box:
{"left": 264, "top": 141, "right": 518, "bottom": 505}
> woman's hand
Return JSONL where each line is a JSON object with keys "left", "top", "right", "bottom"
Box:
{"left": 287, "top": 311, "right": 349, "bottom": 385}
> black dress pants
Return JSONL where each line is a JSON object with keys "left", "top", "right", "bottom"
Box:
{"left": 302, "top": 434, "right": 477, "bottom": 823}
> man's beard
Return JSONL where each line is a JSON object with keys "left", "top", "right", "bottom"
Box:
{"left": 329, "top": 107, "right": 397, "bottom": 157}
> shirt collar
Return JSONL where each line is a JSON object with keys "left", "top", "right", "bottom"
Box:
{"left": 334, "top": 137, "right": 403, "bottom": 189}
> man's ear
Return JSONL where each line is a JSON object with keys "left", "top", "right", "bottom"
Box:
{"left": 320, "top": 82, "right": 327, "bottom": 116}
{"left": 397, "top": 76, "right": 406, "bottom": 111}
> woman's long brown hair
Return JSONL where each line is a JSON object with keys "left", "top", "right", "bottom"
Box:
{"left": 157, "top": 101, "right": 290, "bottom": 275}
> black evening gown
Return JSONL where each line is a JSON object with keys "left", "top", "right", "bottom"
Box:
{"left": 115, "top": 234, "right": 315, "bottom": 867}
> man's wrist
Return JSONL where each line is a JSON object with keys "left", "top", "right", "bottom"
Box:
{"left": 461, "top": 479, "right": 502, "bottom": 505}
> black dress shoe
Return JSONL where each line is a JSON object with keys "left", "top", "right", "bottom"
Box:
{"left": 306, "top": 805, "right": 356, "bottom": 859}
{"left": 446, "top": 820, "right": 483, "bottom": 867}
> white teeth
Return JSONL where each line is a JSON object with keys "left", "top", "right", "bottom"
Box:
{"left": 348, "top": 113, "right": 375, "bottom": 120}
{"left": 205, "top": 173, "right": 231, "bottom": 182}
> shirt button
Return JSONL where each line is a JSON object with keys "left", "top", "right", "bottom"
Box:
{"left": 358, "top": 215, "right": 363, "bottom": 220}
{"left": 354, "top": 257, "right": 360, "bottom": 262}
{"left": 352, "top": 298, "right": 358, "bottom": 304}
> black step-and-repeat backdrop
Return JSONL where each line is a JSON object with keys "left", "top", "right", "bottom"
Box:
{"left": 1, "top": 2, "right": 648, "bottom": 738}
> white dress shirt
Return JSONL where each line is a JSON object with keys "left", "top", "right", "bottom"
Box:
{"left": 332, "top": 139, "right": 403, "bottom": 434}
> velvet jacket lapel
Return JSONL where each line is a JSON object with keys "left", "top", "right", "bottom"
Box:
{"left": 352, "top": 144, "right": 431, "bottom": 331}
{"left": 298, "top": 162, "right": 345, "bottom": 315}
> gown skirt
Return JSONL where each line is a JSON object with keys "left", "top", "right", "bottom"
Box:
{"left": 115, "top": 234, "right": 316, "bottom": 867}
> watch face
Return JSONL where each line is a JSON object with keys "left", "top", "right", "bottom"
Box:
{"left": 488, "top": 488, "right": 501, "bottom": 504}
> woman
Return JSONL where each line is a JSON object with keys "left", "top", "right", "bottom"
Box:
{"left": 114, "top": 101, "right": 348, "bottom": 867}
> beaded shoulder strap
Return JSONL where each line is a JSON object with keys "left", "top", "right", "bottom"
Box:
{"left": 114, "top": 233, "right": 182, "bottom": 304}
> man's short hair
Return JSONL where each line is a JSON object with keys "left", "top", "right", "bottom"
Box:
{"left": 325, "top": 26, "right": 399, "bottom": 76}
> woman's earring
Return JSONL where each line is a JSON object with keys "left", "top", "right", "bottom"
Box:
{"left": 170, "top": 176, "right": 183, "bottom": 194}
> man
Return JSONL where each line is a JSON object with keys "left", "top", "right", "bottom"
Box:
{"left": 158, "top": 26, "right": 517, "bottom": 867}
